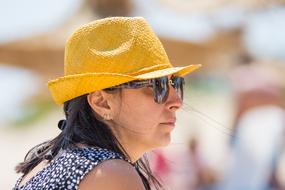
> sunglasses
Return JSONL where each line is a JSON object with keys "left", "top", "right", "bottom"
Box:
{"left": 104, "top": 75, "right": 185, "bottom": 104}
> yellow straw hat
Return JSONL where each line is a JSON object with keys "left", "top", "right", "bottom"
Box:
{"left": 48, "top": 17, "right": 201, "bottom": 104}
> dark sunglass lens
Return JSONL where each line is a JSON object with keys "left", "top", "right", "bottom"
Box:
{"left": 153, "top": 77, "right": 169, "bottom": 103}
{"left": 172, "top": 76, "right": 185, "bottom": 100}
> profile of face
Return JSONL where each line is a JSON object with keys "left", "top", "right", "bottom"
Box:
{"left": 87, "top": 75, "right": 183, "bottom": 153}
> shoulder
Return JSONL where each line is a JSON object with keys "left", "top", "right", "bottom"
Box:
{"left": 78, "top": 159, "right": 145, "bottom": 190}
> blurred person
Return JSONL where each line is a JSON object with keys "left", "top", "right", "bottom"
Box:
{"left": 229, "top": 55, "right": 284, "bottom": 145}
{"left": 152, "top": 149, "right": 171, "bottom": 181}
{"left": 219, "top": 56, "right": 285, "bottom": 190}
{"left": 13, "top": 17, "right": 201, "bottom": 190}
{"left": 186, "top": 138, "right": 217, "bottom": 190}
{"left": 162, "top": 137, "right": 217, "bottom": 190}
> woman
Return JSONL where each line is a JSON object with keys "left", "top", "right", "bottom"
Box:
{"left": 14, "top": 17, "right": 201, "bottom": 190}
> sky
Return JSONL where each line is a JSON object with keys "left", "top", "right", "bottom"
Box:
{"left": 0, "top": 0, "right": 81, "bottom": 43}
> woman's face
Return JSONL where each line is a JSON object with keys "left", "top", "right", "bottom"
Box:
{"left": 109, "top": 76, "right": 183, "bottom": 151}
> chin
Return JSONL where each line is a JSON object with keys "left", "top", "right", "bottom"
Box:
{"left": 153, "top": 133, "right": 172, "bottom": 148}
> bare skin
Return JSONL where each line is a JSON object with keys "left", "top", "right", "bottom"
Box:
{"left": 78, "top": 159, "right": 145, "bottom": 190}
{"left": 19, "top": 160, "right": 49, "bottom": 187}
{"left": 87, "top": 79, "right": 182, "bottom": 162}
{"left": 19, "top": 75, "right": 183, "bottom": 189}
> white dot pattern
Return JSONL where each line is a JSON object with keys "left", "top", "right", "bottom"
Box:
{"left": 13, "top": 147, "right": 131, "bottom": 190}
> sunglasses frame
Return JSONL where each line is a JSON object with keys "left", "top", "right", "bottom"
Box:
{"left": 104, "top": 75, "right": 185, "bottom": 104}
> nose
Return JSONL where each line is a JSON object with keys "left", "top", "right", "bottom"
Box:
{"left": 165, "top": 86, "right": 183, "bottom": 112}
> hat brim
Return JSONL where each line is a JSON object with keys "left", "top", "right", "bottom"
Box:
{"left": 135, "top": 64, "right": 201, "bottom": 79}
{"left": 48, "top": 64, "right": 201, "bottom": 104}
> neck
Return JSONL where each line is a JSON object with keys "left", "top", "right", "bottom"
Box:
{"left": 110, "top": 126, "right": 147, "bottom": 163}
{"left": 119, "top": 140, "right": 146, "bottom": 163}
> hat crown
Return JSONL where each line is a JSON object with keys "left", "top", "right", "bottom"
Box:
{"left": 64, "top": 17, "right": 171, "bottom": 76}
{"left": 48, "top": 17, "right": 201, "bottom": 104}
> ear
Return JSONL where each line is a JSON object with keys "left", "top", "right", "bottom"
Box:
{"left": 87, "top": 91, "right": 113, "bottom": 120}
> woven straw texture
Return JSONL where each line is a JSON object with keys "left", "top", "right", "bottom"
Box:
{"left": 48, "top": 17, "right": 201, "bottom": 104}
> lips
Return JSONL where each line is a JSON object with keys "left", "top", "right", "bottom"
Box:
{"left": 161, "top": 122, "right": 175, "bottom": 125}
{"left": 160, "top": 118, "right": 176, "bottom": 125}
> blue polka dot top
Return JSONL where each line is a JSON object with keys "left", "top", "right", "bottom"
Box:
{"left": 13, "top": 147, "right": 132, "bottom": 190}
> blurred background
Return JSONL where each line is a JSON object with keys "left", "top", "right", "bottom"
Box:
{"left": 1, "top": 0, "right": 285, "bottom": 189}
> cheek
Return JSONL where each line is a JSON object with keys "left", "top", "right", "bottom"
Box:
{"left": 116, "top": 89, "right": 162, "bottom": 132}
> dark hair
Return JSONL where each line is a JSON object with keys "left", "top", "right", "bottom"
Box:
{"left": 15, "top": 93, "right": 163, "bottom": 189}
